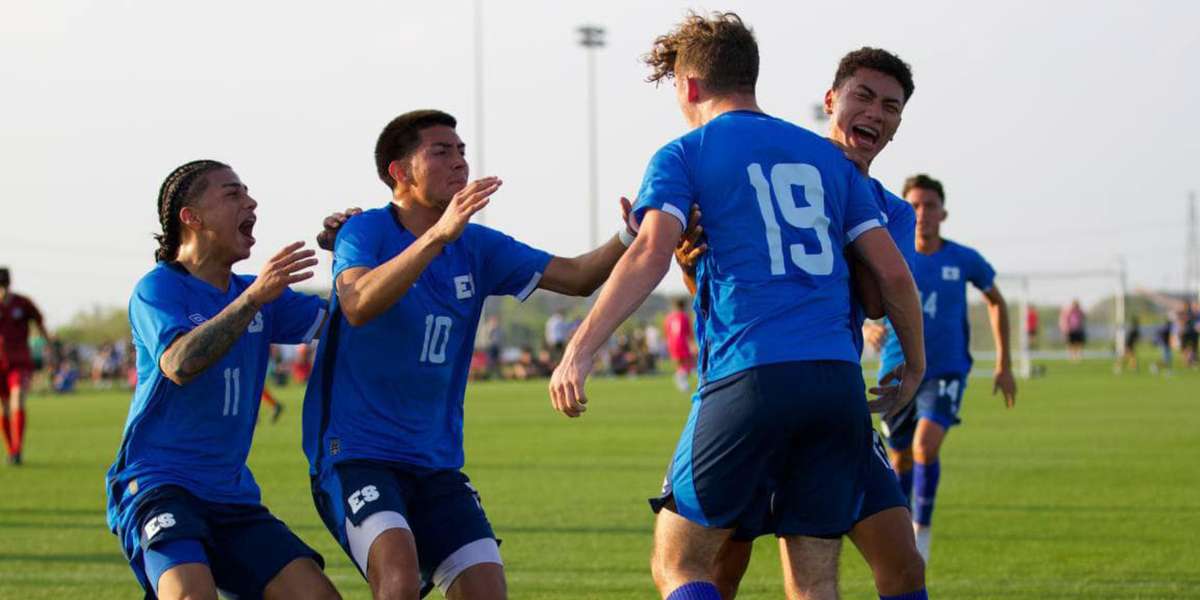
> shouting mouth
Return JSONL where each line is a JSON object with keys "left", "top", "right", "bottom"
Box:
{"left": 238, "top": 215, "right": 256, "bottom": 246}
{"left": 850, "top": 124, "right": 881, "bottom": 148}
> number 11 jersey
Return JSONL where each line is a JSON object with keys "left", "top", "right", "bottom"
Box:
{"left": 302, "top": 205, "right": 551, "bottom": 477}
{"left": 632, "top": 110, "right": 882, "bottom": 385}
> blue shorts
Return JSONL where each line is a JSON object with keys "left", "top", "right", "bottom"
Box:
{"left": 651, "top": 360, "right": 873, "bottom": 538}
{"left": 120, "top": 485, "right": 323, "bottom": 599}
{"left": 882, "top": 374, "right": 967, "bottom": 451}
{"left": 311, "top": 460, "right": 497, "bottom": 596}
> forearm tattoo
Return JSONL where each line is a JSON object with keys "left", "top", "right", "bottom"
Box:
{"left": 162, "top": 295, "right": 260, "bottom": 383}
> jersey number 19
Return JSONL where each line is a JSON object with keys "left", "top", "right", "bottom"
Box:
{"left": 748, "top": 162, "right": 833, "bottom": 276}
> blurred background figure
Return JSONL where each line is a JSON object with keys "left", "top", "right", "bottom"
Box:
{"left": 663, "top": 297, "right": 695, "bottom": 392}
{"left": 1059, "top": 299, "right": 1086, "bottom": 362}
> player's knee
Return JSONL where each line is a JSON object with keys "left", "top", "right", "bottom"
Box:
{"left": 913, "top": 437, "right": 941, "bottom": 463}
{"left": 371, "top": 569, "right": 421, "bottom": 600}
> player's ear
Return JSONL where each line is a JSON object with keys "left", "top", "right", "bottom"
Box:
{"left": 686, "top": 77, "right": 701, "bottom": 103}
{"left": 823, "top": 88, "right": 835, "bottom": 116}
{"left": 388, "top": 160, "right": 411, "bottom": 187}
{"left": 179, "top": 206, "right": 202, "bottom": 230}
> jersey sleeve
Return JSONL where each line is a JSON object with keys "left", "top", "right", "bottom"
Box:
{"left": 886, "top": 199, "right": 917, "bottom": 268}
{"left": 843, "top": 169, "right": 883, "bottom": 244}
{"left": 128, "top": 273, "right": 193, "bottom": 365}
{"left": 268, "top": 287, "right": 328, "bottom": 345}
{"left": 475, "top": 227, "right": 553, "bottom": 301}
{"left": 966, "top": 247, "right": 997, "bottom": 292}
{"left": 632, "top": 140, "right": 693, "bottom": 228}
{"left": 21, "top": 296, "right": 44, "bottom": 327}
{"left": 332, "top": 213, "right": 383, "bottom": 280}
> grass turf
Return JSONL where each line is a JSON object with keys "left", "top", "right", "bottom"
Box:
{"left": 0, "top": 360, "right": 1197, "bottom": 599}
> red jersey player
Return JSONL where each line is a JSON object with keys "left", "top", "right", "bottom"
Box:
{"left": 662, "top": 297, "right": 695, "bottom": 392}
{"left": 0, "top": 268, "right": 50, "bottom": 466}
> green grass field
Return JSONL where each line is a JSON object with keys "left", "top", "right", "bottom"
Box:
{"left": 1, "top": 361, "right": 1198, "bottom": 599}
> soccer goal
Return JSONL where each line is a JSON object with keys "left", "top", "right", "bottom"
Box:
{"left": 993, "top": 260, "right": 1129, "bottom": 379}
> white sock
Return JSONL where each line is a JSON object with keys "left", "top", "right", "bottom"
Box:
{"left": 913, "top": 523, "right": 932, "bottom": 564}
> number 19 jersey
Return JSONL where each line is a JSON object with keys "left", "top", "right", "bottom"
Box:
{"left": 632, "top": 110, "right": 883, "bottom": 384}
{"left": 302, "top": 206, "right": 552, "bottom": 477}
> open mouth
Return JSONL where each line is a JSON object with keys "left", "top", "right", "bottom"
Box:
{"left": 238, "top": 216, "right": 256, "bottom": 245}
{"left": 850, "top": 124, "right": 881, "bottom": 147}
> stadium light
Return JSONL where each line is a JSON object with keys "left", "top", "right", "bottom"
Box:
{"left": 578, "top": 25, "right": 605, "bottom": 250}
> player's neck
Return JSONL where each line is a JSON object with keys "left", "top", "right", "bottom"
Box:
{"left": 696, "top": 94, "right": 762, "bottom": 126}
{"left": 916, "top": 234, "right": 944, "bottom": 255}
{"left": 174, "top": 245, "right": 233, "bottom": 292}
{"left": 390, "top": 197, "right": 441, "bottom": 237}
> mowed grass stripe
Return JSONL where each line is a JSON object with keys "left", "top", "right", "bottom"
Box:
{"left": 0, "top": 360, "right": 1196, "bottom": 599}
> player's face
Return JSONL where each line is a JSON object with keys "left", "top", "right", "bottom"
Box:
{"left": 406, "top": 125, "right": 469, "bottom": 210}
{"left": 189, "top": 168, "right": 258, "bottom": 263}
{"left": 906, "top": 187, "right": 946, "bottom": 239}
{"left": 826, "top": 68, "right": 905, "bottom": 165}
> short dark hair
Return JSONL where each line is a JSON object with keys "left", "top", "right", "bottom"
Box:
{"left": 0, "top": 267, "right": 9, "bottom": 288}
{"left": 832, "top": 47, "right": 915, "bottom": 103}
{"left": 154, "top": 160, "right": 230, "bottom": 263}
{"left": 375, "top": 110, "right": 458, "bottom": 189}
{"left": 673, "top": 297, "right": 687, "bottom": 310}
{"left": 902, "top": 173, "right": 945, "bottom": 205}
{"left": 643, "top": 11, "right": 758, "bottom": 94}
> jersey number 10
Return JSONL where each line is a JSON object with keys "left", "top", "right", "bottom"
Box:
{"left": 420, "top": 315, "right": 453, "bottom": 364}
{"left": 747, "top": 162, "right": 833, "bottom": 276}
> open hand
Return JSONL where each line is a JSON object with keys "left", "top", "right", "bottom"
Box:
{"left": 430, "top": 177, "right": 501, "bottom": 243}
{"left": 246, "top": 241, "right": 318, "bottom": 307}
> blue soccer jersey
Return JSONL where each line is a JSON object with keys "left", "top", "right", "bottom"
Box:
{"left": 106, "top": 262, "right": 327, "bottom": 534}
{"left": 880, "top": 239, "right": 996, "bottom": 379}
{"left": 302, "top": 205, "right": 552, "bottom": 476}
{"left": 850, "top": 180, "right": 917, "bottom": 356}
{"left": 632, "top": 111, "right": 883, "bottom": 384}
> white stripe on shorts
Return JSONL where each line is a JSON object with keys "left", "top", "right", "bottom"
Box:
{"left": 432, "top": 537, "right": 503, "bottom": 594}
{"left": 345, "top": 511, "right": 410, "bottom": 576}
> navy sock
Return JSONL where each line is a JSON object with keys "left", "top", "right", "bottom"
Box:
{"left": 898, "top": 468, "right": 914, "bottom": 506}
{"left": 667, "top": 581, "right": 722, "bottom": 600}
{"left": 912, "top": 460, "right": 940, "bottom": 526}
{"left": 881, "top": 590, "right": 928, "bottom": 600}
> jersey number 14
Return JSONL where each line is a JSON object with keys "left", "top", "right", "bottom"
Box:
{"left": 748, "top": 162, "right": 833, "bottom": 276}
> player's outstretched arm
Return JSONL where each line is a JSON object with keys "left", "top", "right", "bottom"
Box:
{"left": 549, "top": 210, "right": 682, "bottom": 418}
{"left": 983, "top": 285, "right": 1017, "bottom": 407}
{"left": 160, "top": 242, "right": 317, "bottom": 385}
{"left": 851, "top": 228, "right": 925, "bottom": 416}
{"left": 338, "top": 178, "right": 498, "bottom": 326}
{"left": 539, "top": 197, "right": 639, "bottom": 297}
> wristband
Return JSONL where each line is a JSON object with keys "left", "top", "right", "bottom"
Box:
{"left": 618, "top": 227, "right": 636, "bottom": 247}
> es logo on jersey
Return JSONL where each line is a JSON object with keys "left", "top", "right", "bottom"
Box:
{"left": 942, "top": 266, "right": 961, "bottom": 281}
{"left": 348, "top": 485, "right": 380, "bottom": 514}
{"left": 454, "top": 274, "right": 475, "bottom": 300}
{"left": 143, "top": 512, "right": 176, "bottom": 539}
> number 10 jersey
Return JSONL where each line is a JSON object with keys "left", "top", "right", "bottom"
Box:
{"left": 302, "top": 206, "right": 551, "bottom": 477}
{"left": 632, "top": 110, "right": 882, "bottom": 385}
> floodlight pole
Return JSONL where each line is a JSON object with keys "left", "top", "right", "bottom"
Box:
{"left": 474, "top": 0, "right": 486, "bottom": 225}
{"left": 578, "top": 25, "right": 605, "bottom": 250}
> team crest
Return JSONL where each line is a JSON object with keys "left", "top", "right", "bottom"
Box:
{"left": 942, "top": 266, "right": 961, "bottom": 281}
{"left": 189, "top": 313, "right": 207, "bottom": 325}
{"left": 454, "top": 274, "right": 475, "bottom": 300}
{"left": 247, "top": 311, "right": 264, "bottom": 333}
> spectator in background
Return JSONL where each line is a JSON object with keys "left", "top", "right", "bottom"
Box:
{"left": 545, "top": 311, "right": 567, "bottom": 357}
{"left": 1025, "top": 305, "right": 1039, "bottom": 350}
{"left": 482, "top": 314, "right": 503, "bottom": 377}
{"left": 1182, "top": 302, "right": 1199, "bottom": 368}
{"left": 663, "top": 297, "right": 695, "bottom": 392}
{"left": 1117, "top": 316, "right": 1140, "bottom": 373}
{"left": 1060, "top": 299, "right": 1086, "bottom": 362}
{"left": 291, "top": 342, "right": 313, "bottom": 383}
{"left": 1153, "top": 316, "right": 1175, "bottom": 374}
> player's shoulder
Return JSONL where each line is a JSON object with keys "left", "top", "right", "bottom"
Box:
{"left": 942, "top": 239, "right": 989, "bottom": 263}
{"left": 345, "top": 205, "right": 395, "bottom": 233}
{"left": 134, "top": 262, "right": 186, "bottom": 295}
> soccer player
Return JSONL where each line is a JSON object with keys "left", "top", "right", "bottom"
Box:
{"left": 663, "top": 297, "right": 695, "bottom": 392}
{"left": 303, "top": 109, "right": 647, "bottom": 600}
{"left": 547, "top": 13, "right": 925, "bottom": 600}
{"left": 0, "top": 267, "right": 50, "bottom": 466}
{"left": 105, "top": 160, "right": 340, "bottom": 600}
{"left": 875, "top": 173, "right": 1017, "bottom": 563}
{"left": 679, "top": 47, "right": 928, "bottom": 600}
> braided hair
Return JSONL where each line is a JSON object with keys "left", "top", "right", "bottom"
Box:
{"left": 154, "top": 160, "right": 229, "bottom": 263}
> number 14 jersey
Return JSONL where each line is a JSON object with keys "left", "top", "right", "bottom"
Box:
{"left": 632, "top": 111, "right": 882, "bottom": 384}
{"left": 302, "top": 206, "right": 551, "bottom": 476}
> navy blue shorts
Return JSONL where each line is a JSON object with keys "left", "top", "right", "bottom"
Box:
{"left": 312, "top": 460, "right": 497, "bottom": 595}
{"left": 651, "top": 360, "right": 873, "bottom": 538}
{"left": 122, "top": 485, "right": 323, "bottom": 599}
{"left": 882, "top": 374, "right": 967, "bottom": 451}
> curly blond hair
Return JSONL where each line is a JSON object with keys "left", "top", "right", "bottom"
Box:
{"left": 643, "top": 11, "right": 758, "bottom": 94}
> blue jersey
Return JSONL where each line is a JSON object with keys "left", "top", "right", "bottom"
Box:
{"left": 302, "top": 206, "right": 552, "bottom": 476}
{"left": 880, "top": 239, "right": 995, "bottom": 379}
{"left": 850, "top": 180, "right": 917, "bottom": 355}
{"left": 632, "top": 111, "right": 883, "bottom": 384}
{"left": 106, "top": 262, "right": 326, "bottom": 534}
